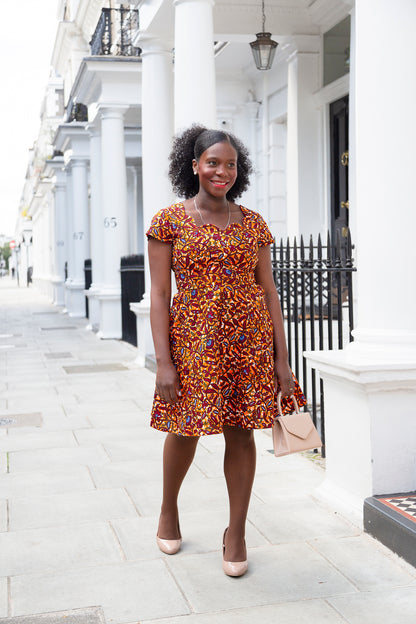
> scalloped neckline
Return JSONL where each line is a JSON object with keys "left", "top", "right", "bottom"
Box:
{"left": 179, "top": 203, "right": 248, "bottom": 232}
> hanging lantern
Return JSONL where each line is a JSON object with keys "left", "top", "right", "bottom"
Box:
{"left": 250, "top": 1, "right": 278, "bottom": 70}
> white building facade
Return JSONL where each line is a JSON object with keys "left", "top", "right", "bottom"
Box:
{"left": 16, "top": 0, "right": 416, "bottom": 526}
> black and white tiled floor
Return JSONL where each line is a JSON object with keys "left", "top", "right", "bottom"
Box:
{"left": 376, "top": 494, "right": 416, "bottom": 524}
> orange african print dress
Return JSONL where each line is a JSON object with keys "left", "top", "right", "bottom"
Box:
{"left": 147, "top": 203, "right": 306, "bottom": 436}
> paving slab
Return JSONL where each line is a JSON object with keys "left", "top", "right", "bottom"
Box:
{"left": 89, "top": 457, "right": 202, "bottom": 489}
{"left": 5, "top": 397, "right": 77, "bottom": 411}
{"left": 0, "top": 413, "right": 43, "bottom": 429}
{"left": 328, "top": 586, "right": 416, "bottom": 623}
{"left": 0, "top": 467, "right": 95, "bottom": 499}
{"left": 73, "top": 426, "right": 158, "bottom": 447}
{"left": 167, "top": 543, "right": 357, "bottom": 613}
{"left": 0, "top": 431, "right": 77, "bottom": 453}
{"left": 140, "top": 599, "right": 349, "bottom": 624}
{"left": 1, "top": 387, "right": 59, "bottom": 400}
{"left": 9, "top": 488, "right": 138, "bottom": 531}
{"left": 64, "top": 400, "right": 140, "bottom": 416}
{"left": 0, "top": 522, "right": 124, "bottom": 576}
{"left": 0, "top": 607, "right": 105, "bottom": 624}
{"left": 252, "top": 463, "right": 325, "bottom": 502}
{"left": 6, "top": 413, "right": 87, "bottom": 435}
{"left": 88, "top": 457, "right": 167, "bottom": 489}
{"left": 8, "top": 446, "right": 110, "bottom": 473}
{"left": 54, "top": 380, "right": 121, "bottom": 394}
{"left": 247, "top": 497, "right": 360, "bottom": 544}
{"left": 10, "top": 561, "right": 190, "bottom": 622}
{"left": 87, "top": 411, "right": 149, "bottom": 429}
{"left": 311, "top": 534, "right": 416, "bottom": 591}
{"left": 63, "top": 364, "right": 128, "bottom": 374}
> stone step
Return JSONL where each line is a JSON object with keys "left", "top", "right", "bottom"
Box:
{"left": 364, "top": 492, "right": 416, "bottom": 568}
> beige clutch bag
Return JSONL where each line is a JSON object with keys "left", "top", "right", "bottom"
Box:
{"left": 272, "top": 392, "right": 322, "bottom": 457}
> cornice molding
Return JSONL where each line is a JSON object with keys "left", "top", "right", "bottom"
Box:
{"left": 68, "top": 57, "right": 142, "bottom": 110}
{"left": 54, "top": 122, "right": 89, "bottom": 154}
{"left": 308, "top": 0, "right": 351, "bottom": 32}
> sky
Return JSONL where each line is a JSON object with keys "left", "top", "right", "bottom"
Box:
{"left": 0, "top": 0, "right": 59, "bottom": 237}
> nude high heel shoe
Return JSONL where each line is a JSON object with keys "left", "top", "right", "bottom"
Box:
{"left": 222, "top": 528, "right": 248, "bottom": 577}
{"left": 156, "top": 522, "right": 182, "bottom": 555}
{"left": 156, "top": 535, "right": 182, "bottom": 555}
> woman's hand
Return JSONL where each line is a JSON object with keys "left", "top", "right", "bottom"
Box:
{"left": 155, "top": 361, "right": 182, "bottom": 405}
{"left": 274, "top": 359, "right": 295, "bottom": 397}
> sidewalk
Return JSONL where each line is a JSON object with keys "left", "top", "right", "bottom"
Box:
{"left": 0, "top": 278, "right": 415, "bottom": 624}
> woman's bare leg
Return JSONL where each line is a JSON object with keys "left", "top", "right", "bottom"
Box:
{"left": 223, "top": 425, "right": 256, "bottom": 561}
{"left": 157, "top": 432, "right": 199, "bottom": 539}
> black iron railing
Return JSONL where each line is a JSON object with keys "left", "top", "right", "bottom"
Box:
{"left": 84, "top": 258, "right": 92, "bottom": 319}
{"left": 90, "top": 8, "right": 141, "bottom": 57}
{"left": 272, "top": 230, "right": 356, "bottom": 457}
{"left": 65, "top": 100, "right": 88, "bottom": 123}
{"left": 120, "top": 254, "right": 145, "bottom": 347}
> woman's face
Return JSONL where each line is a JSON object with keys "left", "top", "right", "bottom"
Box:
{"left": 193, "top": 141, "right": 238, "bottom": 199}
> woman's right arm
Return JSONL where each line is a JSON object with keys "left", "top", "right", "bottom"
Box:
{"left": 148, "top": 237, "right": 181, "bottom": 404}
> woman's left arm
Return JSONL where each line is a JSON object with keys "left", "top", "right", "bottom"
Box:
{"left": 255, "top": 245, "right": 294, "bottom": 397}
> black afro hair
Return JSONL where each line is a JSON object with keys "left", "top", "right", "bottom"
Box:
{"left": 168, "top": 124, "right": 253, "bottom": 202}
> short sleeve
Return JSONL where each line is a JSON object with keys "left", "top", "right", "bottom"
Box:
{"left": 146, "top": 208, "right": 175, "bottom": 243}
{"left": 255, "top": 213, "right": 274, "bottom": 246}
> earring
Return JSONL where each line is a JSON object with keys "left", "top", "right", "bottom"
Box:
{"left": 194, "top": 171, "right": 197, "bottom": 175}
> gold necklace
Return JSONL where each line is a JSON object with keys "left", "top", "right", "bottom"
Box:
{"left": 193, "top": 197, "right": 231, "bottom": 229}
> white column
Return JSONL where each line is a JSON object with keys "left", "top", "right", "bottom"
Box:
{"left": 86, "top": 126, "right": 103, "bottom": 331}
{"left": 286, "top": 37, "right": 321, "bottom": 238}
{"left": 64, "top": 166, "right": 74, "bottom": 313}
{"left": 52, "top": 164, "right": 67, "bottom": 306}
{"left": 66, "top": 157, "right": 90, "bottom": 317}
{"left": 131, "top": 36, "right": 174, "bottom": 364}
{"left": 97, "top": 105, "right": 129, "bottom": 339}
{"left": 173, "top": 0, "right": 216, "bottom": 130}
{"left": 353, "top": 0, "right": 416, "bottom": 342}
{"left": 305, "top": 1, "right": 416, "bottom": 517}
{"left": 127, "top": 165, "right": 139, "bottom": 256}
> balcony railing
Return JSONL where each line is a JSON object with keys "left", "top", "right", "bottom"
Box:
{"left": 90, "top": 8, "right": 141, "bottom": 57}
{"left": 65, "top": 99, "right": 88, "bottom": 123}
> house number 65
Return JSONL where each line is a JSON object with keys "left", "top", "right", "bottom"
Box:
{"left": 104, "top": 217, "right": 118, "bottom": 228}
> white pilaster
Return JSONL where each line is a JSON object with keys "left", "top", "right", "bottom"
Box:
{"left": 50, "top": 160, "right": 67, "bottom": 306}
{"left": 97, "top": 105, "right": 129, "bottom": 339}
{"left": 55, "top": 123, "right": 90, "bottom": 317}
{"left": 133, "top": 35, "right": 174, "bottom": 364}
{"left": 86, "top": 125, "right": 103, "bottom": 331}
{"left": 64, "top": 166, "right": 74, "bottom": 313}
{"left": 305, "top": 1, "right": 416, "bottom": 517}
{"left": 286, "top": 36, "right": 321, "bottom": 238}
{"left": 66, "top": 157, "right": 90, "bottom": 317}
{"left": 173, "top": 0, "right": 216, "bottom": 130}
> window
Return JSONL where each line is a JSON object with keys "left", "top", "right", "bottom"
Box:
{"left": 323, "top": 16, "right": 351, "bottom": 86}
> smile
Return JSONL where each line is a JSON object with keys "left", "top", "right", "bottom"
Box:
{"left": 210, "top": 181, "right": 228, "bottom": 187}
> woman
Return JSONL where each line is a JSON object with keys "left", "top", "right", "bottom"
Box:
{"left": 147, "top": 125, "right": 305, "bottom": 577}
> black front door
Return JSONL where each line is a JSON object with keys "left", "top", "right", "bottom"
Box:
{"left": 330, "top": 95, "right": 349, "bottom": 244}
